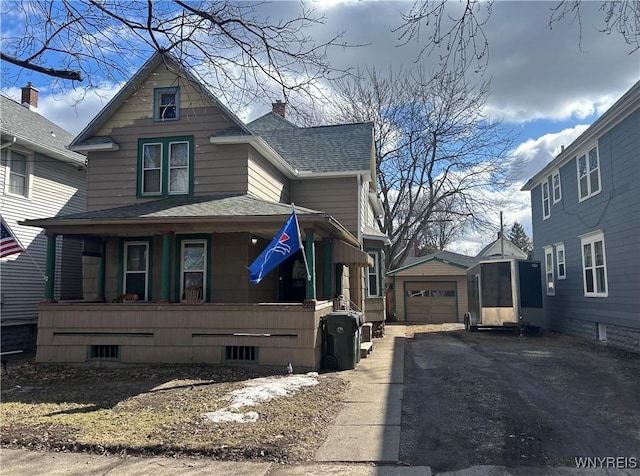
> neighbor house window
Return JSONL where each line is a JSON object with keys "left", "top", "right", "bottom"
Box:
{"left": 123, "top": 241, "right": 150, "bottom": 301}
{"left": 366, "top": 250, "right": 381, "bottom": 297}
{"left": 555, "top": 243, "right": 566, "bottom": 279}
{"left": 4, "top": 149, "right": 31, "bottom": 198}
{"left": 138, "top": 136, "right": 193, "bottom": 197}
{"left": 552, "top": 170, "right": 562, "bottom": 203}
{"left": 577, "top": 145, "right": 601, "bottom": 201}
{"left": 541, "top": 180, "right": 550, "bottom": 219}
{"left": 580, "top": 230, "right": 608, "bottom": 297}
{"left": 180, "top": 239, "right": 206, "bottom": 302}
{"left": 544, "top": 246, "right": 554, "bottom": 296}
{"left": 154, "top": 87, "right": 179, "bottom": 121}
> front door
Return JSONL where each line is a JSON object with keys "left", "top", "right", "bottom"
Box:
{"left": 279, "top": 250, "right": 306, "bottom": 302}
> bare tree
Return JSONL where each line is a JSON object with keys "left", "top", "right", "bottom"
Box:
{"left": 393, "top": 0, "right": 492, "bottom": 78}
{"left": 549, "top": 1, "right": 640, "bottom": 53}
{"left": 329, "top": 67, "right": 517, "bottom": 269}
{"left": 0, "top": 0, "right": 350, "bottom": 111}
{"left": 395, "top": 0, "right": 639, "bottom": 79}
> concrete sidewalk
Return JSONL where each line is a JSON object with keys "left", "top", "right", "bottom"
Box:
{"left": 314, "top": 324, "right": 407, "bottom": 464}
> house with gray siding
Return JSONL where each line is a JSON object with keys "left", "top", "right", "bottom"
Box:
{"left": 521, "top": 80, "right": 640, "bottom": 353}
{"left": 0, "top": 85, "right": 87, "bottom": 352}
{"left": 22, "top": 52, "right": 387, "bottom": 370}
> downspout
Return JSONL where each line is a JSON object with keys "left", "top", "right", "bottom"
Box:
{"left": 0, "top": 137, "right": 17, "bottom": 149}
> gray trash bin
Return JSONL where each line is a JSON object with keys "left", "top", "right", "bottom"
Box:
{"left": 324, "top": 311, "right": 362, "bottom": 370}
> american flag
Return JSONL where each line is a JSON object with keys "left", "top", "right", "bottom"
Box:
{"left": 1, "top": 217, "right": 24, "bottom": 258}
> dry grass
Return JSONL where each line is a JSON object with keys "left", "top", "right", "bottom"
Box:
{"left": 0, "top": 355, "right": 349, "bottom": 463}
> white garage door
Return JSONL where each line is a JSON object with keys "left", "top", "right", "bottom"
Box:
{"left": 405, "top": 281, "right": 457, "bottom": 323}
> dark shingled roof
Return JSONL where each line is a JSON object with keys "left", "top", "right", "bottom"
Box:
{"left": 248, "top": 114, "right": 373, "bottom": 173}
{"left": 40, "top": 194, "right": 322, "bottom": 221}
{"left": 0, "top": 95, "right": 85, "bottom": 165}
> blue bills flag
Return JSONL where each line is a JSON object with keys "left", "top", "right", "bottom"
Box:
{"left": 248, "top": 211, "right": 304, "bottom": 284}
{"left": 1, "top": 217, "right": 25, "bottom": 258}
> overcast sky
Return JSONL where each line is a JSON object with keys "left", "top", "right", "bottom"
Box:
{"left": 1, "top": 1, "right": 638, "bottom": 253}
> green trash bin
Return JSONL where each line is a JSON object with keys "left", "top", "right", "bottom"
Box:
{"left": 324, "top": 311, "right": 362, "bottom": 370}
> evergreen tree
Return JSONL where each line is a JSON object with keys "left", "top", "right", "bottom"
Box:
{"left": 508, "top": 222, "right": 532, "bottom": 254}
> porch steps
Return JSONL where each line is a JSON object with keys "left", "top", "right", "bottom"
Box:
{"left": 360, "top": 341, "right": 373, "bottom": 358}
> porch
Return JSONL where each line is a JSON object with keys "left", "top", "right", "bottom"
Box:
{"left": 36, "top": 300, "right": 334, "bottom": 372}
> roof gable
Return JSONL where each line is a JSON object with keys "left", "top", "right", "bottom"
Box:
{"left": 477, "top": 237, "right": 527, "bottom": 258}
{"left": 71, "top": 52, "right": 251, "bottom": 148}
{"left": 0, "top": 95, "right": 85, "bottom": 165}
{"left": 388, "top": 250, "right": 479, "bottom": 275}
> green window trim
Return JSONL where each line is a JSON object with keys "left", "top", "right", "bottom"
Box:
{"left": 118, "top": 237, "right": 154, "bottom": 301}
{"left": 174, "top": 234, "right": 212, "bottom": 303}
{"left": 137, "top": 136, "right": 194, "bottom": 198}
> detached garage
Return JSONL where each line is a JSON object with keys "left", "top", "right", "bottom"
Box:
{"left": 387, "top": 251, "right": 479, "bottom": 324}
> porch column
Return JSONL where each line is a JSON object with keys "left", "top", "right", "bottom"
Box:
{"left": 44, "top": 234, "right": 57, "bottom": 302}
{"left": 322, "top": 239, "right": 332, "bottom": 299}
{"left": 304, "top": 229, "right": 316, "bottom": 300}
{"left": 160, "top": 232, "right": 172, "bottom": 303}
{"left": 95, "top": 241, "right": 106, "bottom": 301}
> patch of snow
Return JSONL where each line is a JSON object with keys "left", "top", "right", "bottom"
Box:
{"left": 202, "top": 372, "right": 319, "bottom": 424}
{"left": 203, "top": 410, "right": 259, "bottom": 423}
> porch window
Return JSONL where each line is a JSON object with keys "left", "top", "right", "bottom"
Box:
{"left": 580, "top": 231, "right": 608, "bottom": 297}
{"left": 138, "top": 136, "right": 193, "bottom": 197}
{"left": 4, "top": 148, "right": 31, "bottom": 198}
{"left": 577, "top": 145, "right": 601, "bottom": 201}
{"left": 180, "top": 240, "right": 206, "bottom": 303}
{"left": 123, "top": 241, "right": 149, "bottom": 300}
{"left": 154, "top": 87, "right": 179, "bottom": 121}
{"left": 367, "top": 250, "right": 381, "bottom": 297}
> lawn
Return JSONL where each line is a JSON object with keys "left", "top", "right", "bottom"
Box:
{"left": 0, "top": 355, "right": 348, "bottom": 463}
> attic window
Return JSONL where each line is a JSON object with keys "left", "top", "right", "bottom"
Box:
{"left": 154, "top": 87, "right": 179, "bottom": 121}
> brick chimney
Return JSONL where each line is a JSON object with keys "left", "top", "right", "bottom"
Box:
{"left": 272, "top": 100, "right": 288, "bottom": 119}
{"left": 21, "top": 82, "right": 38, "bottom": 111}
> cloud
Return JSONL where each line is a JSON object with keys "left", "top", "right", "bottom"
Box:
{"left": 513, "top": 125, "right": 589, "bottom": 180}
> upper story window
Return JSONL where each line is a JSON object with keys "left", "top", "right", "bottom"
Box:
{"left": 555, "top": 242, "right": 566, "bottom": 280}
{"left": 4, "top": 148, "right": 32, "bottom": 198}
{"left": 552, "top": 170, "right": 561, "bottom": 203}
{"left": 577, "top": 145, "right": 601, "bottom": 201}
{"left": 541, "top": 180, "right": 550, "bottom": 219}
{"left": 366, "top": 250, "right": 381, "bottom": 297}
{"left": 154, "top": 87, "right": 179, "bottom": 121}
{"left": 580, "top": 230, "right": 608, "bottom": 297}
{"left": 138, "top": 136, "right": 193, "bottom": 197}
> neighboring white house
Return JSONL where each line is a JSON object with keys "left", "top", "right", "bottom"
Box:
{"left": 477, "top": 233, "right": 528, "bottom": 260}
{"left": 0, "top": 84, "right": 86, "bottom": 351}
